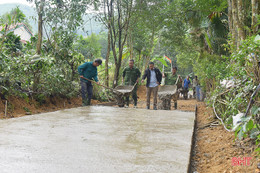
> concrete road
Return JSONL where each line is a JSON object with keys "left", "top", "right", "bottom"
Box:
{"left": 0, "top": 106, "right": 195, "bottom": 173}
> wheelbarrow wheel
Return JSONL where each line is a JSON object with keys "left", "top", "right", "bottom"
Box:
{"left": 184, "top": 93, "right": 188, "bottom": 100}
{"left": 183, "top": 89, "right": 188, "bottom": 100}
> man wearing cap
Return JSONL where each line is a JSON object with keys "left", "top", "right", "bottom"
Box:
{"left": 78, "top": 59, "right": 102, "bottom": 106}
{"left": 162, "top": 66, "right": 182, "bottom": 109}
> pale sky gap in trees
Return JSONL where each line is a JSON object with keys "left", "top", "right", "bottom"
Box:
{"left": 0, "top": 0, "right": 32, "bottom": 6}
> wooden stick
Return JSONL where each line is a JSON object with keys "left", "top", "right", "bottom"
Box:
{"left": 132, "top": 81, "right": 138, "bottom": 90}
{"left": 5, "top": 100, "right": 7, "bottom": 117}
{"left": 81, "top": 76, "right": 138, "bottom": 95}
{"left": 81, "top": 76, "right": 115, "bottom": 91}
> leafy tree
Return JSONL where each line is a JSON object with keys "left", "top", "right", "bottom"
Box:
{"left": 0, "top": 7, "right": 32, "bottom": 52}
{"left": 74, "top": 34, "right": 102, "bottom": 60}
{"left": 96, "top": 0, "right": 134, "bottom": 87}
{"left": 0, "top": 6, "right": 31, "bottom": 27}
{"left": 2, "top": 32, "right": 23, "bottom": 55}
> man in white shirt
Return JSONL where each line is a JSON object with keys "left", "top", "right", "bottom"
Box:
{"left": 142, "top": 62, "right": 162, "bottom": 110}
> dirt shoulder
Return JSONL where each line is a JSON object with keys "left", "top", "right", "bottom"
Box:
{"left": 192, "top": 102, "right": 259, "bottom": 173}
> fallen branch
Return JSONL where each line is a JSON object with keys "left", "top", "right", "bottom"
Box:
{"left": 245, "top": 84, "right": 260, "bottom": 117}
{"left": 217, "top": 78, "right": 248, "bottom": 97}
{"left": 198, "top": 120, "right": 219, "bottom": 129}
{"left": 213, "top": 101, "right": 232, "bottom": 132}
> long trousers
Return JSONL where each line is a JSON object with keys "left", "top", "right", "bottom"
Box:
{"left": 146, "top": 86, "right": 158, "bottom": 107}
{"left": 125, "top": 86, "right": 138, "bottom": 106}
{"left": 80, "top": 81, "right": 93, "bottom": 101}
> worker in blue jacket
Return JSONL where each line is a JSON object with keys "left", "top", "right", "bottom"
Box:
{"left": 78, "top": 59, "right": 102, "bottom": 106}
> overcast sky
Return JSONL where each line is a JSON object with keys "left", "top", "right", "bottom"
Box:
{"left": 0, "top": 0, "right": 32, "bottom": 6}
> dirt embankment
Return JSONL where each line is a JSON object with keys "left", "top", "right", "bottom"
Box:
{"left": 0, "top": 96, "right": 100, "bottom": 119}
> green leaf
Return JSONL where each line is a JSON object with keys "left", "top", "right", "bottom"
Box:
{"left": 204, "top": 33, "right": 212, "bottom": 49}
{"left": 235, "top": 126, "right": 241, "bottom": 138}
{"left": 240, "top": 116, "right": 251, "bottom": 122}
{"left": 238, "top": 129, "right": 243, "bottom": 140}
{"left": 242, "top": 123, "right": 247, "bottom": 132}
{"left": 250, "top": 128, "right": 260, "bottom": 139}
{"left": 151, "top": 57, "right": 168, "bottom": 67}
{"left": 254, "top": 35, "right": 260, "bottom": 43}
{"left": 0, "top": 86, "right": 8, "bottom": 91}
{"left": 122, "top": 51, "right": 129, "bottom": 60}
{"left": 247, "top": 120, "right": 254, "bottom": 131}
{"left": 251, "top": 106, "right": 260, "bottom": 115}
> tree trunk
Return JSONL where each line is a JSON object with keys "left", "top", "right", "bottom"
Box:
{"left": 105, "top": 31, "right": 110, "bottom": 87}
{"left": 145, "top": 26, "right": 155, "bottom": 67}
{"left": 128, "top": 29, "right": 133, "bottom": 60}
{"left": 237, "top": 0, "right": 246, "bottom": 40}
{"left": 113, "top": 2, "right": 123, "bottom": 88}
{"left": 113, "top": 62, "right": 120, "bottom": 88}
{"left": 231, "top": 0, "right": 238, "bottom": 47}
{"left": 111, "top": 0, "right": 132, "bottom": 88}
{"left": 251, "top": 0, "right": 259, "bottom": 34}
{"left": 232, "top": 0, "right": 245, "bottom": 48}
{"left": 138, "top": 49, "right": 141, "bottom": 69}
{"left": 228, "top": 0, "right": 235, "bottom": 45}
{"left": 113, "top": 43, "right": 124, "bottom": 88}
{"left": 110, "top": 24, "right": 118, "bottom": 87}
{"left": 104, "top": 0, "right": 132, "bottom": 88}
{"left": 36, "top": 0, "right": 45, "bottom": 55}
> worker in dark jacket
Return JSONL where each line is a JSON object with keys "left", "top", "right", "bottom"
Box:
{"left": 141, "top": 62, "right": 162, "bottom": 110}
{"left": 78, "top": 59, "right": 102, "bottom": 106}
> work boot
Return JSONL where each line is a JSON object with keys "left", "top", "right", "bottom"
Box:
{"left": 134, "top": 100, "right": 137, "bottom": 107}
{"left": 153, "top": 106, "right": 157, "bottom": 110}
{"left": 146, "top": 106, "right": 150, "bottom": 109}
{"left": 82, "top": 99, "right": 87, "bottom": 107}
{"left": 86, "top": 99, "right": 91, "bottom": 106}
{"left": 174, "top": 102, "right": 177, "bottom": 109}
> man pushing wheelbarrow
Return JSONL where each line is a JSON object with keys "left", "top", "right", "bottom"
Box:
{"left": 121, "top": 59, "right": 141, "bottom": 108}
{"left": 161, "top": 66, "right": 182, "bottom": 110}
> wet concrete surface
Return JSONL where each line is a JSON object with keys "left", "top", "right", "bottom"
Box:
{"left": 0, "top": 106, "right": 195, "bottom": 173}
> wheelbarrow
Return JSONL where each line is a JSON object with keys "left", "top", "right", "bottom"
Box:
{"left": 80, "top": 76, "right": 137, "bottom": 107}
{"left": 113, "top": 83, "right": 137, "bottom": 107}
{"left": 179, "top": 87, "right": 189, "bottom": 100}
{"left": 158, "top": 85, "right": 178, "bottom": 110}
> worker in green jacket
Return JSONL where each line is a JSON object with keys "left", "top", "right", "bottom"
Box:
{"left": 122, "top": 59, "right": 141, "bottom": 108}
{"left": 78, "top": 59, "right": 102, "bottom": 106}
{"left": 162, "top": 66, "right": 182, "bottom": 109}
